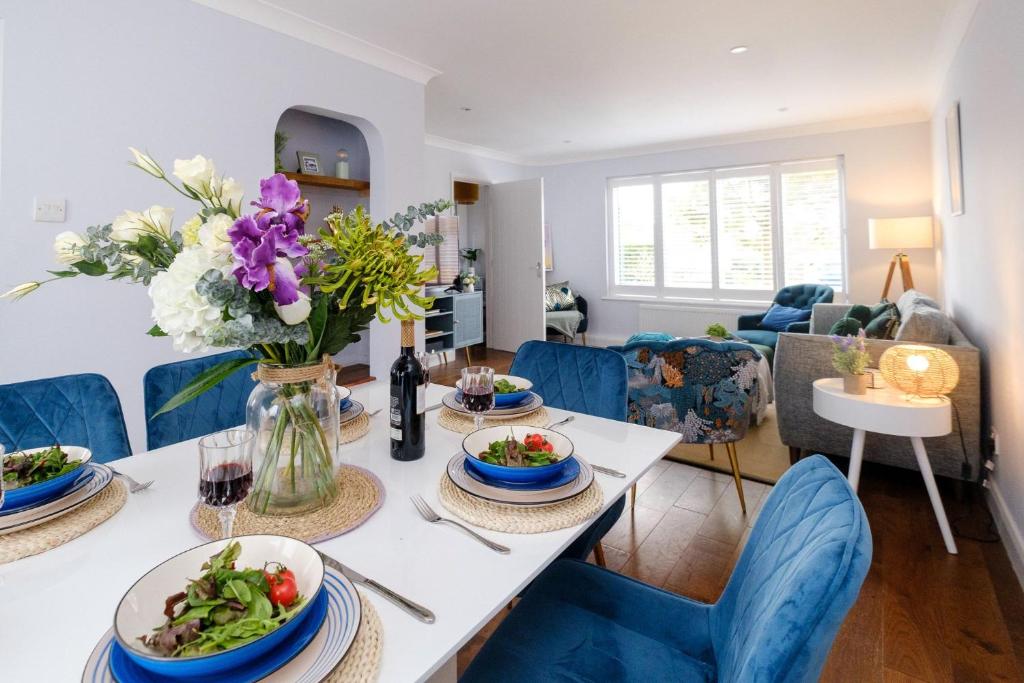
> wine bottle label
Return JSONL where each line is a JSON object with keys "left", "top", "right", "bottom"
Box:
{"left": 416, "top": 384, "right": 426, "bottom": 414}
{"left": 391, "top": 427, "right": 402, "bottom": 441}
{"left": 390, "top": 394, "right": 400, "bottom": 428}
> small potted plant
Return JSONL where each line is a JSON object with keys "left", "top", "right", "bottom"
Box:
{"left": 460, "top": 247, "right": 481, "bottom": 276}
{"left": 705, "top": 323, "right": 729, "bottom": 341}
{"left": 830, "top": 330, "right": 871, "bottom": 394}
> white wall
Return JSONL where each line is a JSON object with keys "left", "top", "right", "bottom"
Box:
{"left": 542, "top": 123, "right": 936, "bottom": 345}
{"left": 930, "top": 0, "right": 1024, "bottom": 582}
{"left": 0, "top": 0, "right": 427, "bottom": 451}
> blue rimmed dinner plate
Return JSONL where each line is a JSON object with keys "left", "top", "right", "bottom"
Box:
{"left": 464, "top": 456, "right": 580, "bottom": 491}
{"left": 339, "top": 400, "right": 365, "bottom": 425}
{"left": 0, "top": 464, "right": 96, "bottom": 516}
{"left": 82, "top": 567, "right": 362, "bottom": 683}
{"left": 2, "top": 445, "right": 93, "bottom": 510}
{"left": 0, "top": 464, "right": 113, "bottom": 535}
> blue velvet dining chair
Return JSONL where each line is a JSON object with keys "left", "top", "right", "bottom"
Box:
{"left": 0, "top": 373, "right": 132, "bottom": 463}
{"left": 462, "top": 455, "right": 872, "bottom": 683}
{"left": 610, "top": 338, "right": 761, "bottom": 513}
{"left": 509, "top": 340, "right": 628, "bottom": 566}
{"left": 143, "top": 350, "right": 258, "bottom": 450}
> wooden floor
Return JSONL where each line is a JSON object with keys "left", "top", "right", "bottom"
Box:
{"left": 445, "top": 347, "right": 1024, "bottom": 681}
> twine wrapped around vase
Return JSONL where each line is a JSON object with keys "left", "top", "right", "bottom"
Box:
{"left": 254, "top": 353, "right": 339, "bottom": 386}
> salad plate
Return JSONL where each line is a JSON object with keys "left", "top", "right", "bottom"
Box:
{"left": 0, "top": 463, "right": 113, "bottom": 535}
{"left": 462, "top": 426, "right": 574, "bottom": 484}
{"left": 441, "top": 390, "right": 543, "bottom": 418}
{"left": 2, "top": 445, "right": 93, "bottom": 509}
{"left": 447, "top": 452, "right": 594, "bottom": 506}
{"left": 456, "top": 374, "right": 533, "bottom": 407}
{"left": 464, "top": 456, "right": 581, "bottom": 491}
{"left": 83, "top": 566, "right": 362, "bottom": 683}
{"left": 339, "top": 399, "right": 365, "bottom": 425}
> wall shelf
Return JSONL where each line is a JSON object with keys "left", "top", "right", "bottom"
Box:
{"left": 283, "top": 171, "right": 370, "bottom": 195}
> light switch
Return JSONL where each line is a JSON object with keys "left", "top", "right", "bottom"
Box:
{"left": 34, "top": 197, "right": 66, "bottom": 222}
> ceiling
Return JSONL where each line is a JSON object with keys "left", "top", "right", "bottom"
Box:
{"left": 199, "top": 0, "right": 976, "bottom": 164}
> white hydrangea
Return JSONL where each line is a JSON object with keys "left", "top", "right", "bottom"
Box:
{"left": 149, "top": 247, "right": 233, "bottom": 352}
{"left": 198, "top": 213, "right": 234, "bottom": 256}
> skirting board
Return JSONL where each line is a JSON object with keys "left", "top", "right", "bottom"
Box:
{"left": 986, "top": 476, "right": 1024, "bottom": 589}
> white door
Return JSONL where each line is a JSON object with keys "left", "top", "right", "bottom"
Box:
{"left": 485, "top": 178, "right": 546, "bottom": 353}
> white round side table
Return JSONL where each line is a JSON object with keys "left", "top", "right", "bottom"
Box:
{"left": 812, "top": 377, "right": 958, "bottom": 554}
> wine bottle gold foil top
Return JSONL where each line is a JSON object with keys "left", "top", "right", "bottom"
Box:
{"left": 401, "top": 319, "right": 415, "bottom": 347}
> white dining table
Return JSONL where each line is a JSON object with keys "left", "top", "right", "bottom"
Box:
{"left": 0, "top": 380, "right": 681, "bottom": 682}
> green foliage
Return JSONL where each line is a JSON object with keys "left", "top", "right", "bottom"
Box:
{"left": 151, "top": 355, "right": 259, "bottom": 418}
{"left": 705, "top": 323, "right": 729, "bottom": 338}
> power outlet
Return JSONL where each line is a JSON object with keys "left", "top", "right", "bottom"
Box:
{"left": 34, "top": 197, "right": 66, "bottom": 222}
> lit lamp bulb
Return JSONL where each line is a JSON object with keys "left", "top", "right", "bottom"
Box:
{"left": 879, "top": 344, "right": 959, "bottom": 401}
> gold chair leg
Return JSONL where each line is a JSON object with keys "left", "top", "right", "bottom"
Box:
{"left": 708, "top": 443, "right": 715, "bottom": 461}
{"left": 593, "top": 542, "right": 607, "bottom": 567}
{"left": 465, "top": 346, "right": 472, "bottom": 366}
{"left": 726, "top": 442, "right": 747, "bottom": 514}
{"left": 581, "top": 332, "right": 588, "bottom": 346}
{"left": 630, "top": 482, "right": 637, "bottom": 510}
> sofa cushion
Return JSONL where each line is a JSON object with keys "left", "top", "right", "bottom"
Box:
{"left": 829, "top": 317, "right": 862, "bottom": 336}
{"left": 544, "top": 280, "right": 576, "bottom": 311}
{"left": 865, "top": 303, "right": 899, "bottom": 340}
{"left": 847, "top": 304, "right": 873, "bottom": 328}
{"left": 760, "top": 304, "right": 811, "bottom": 332}
{"left": 624, "top": 332, "right": 676, "bottom": 345}
{"left": 894, "top": 304, "right": 951, "bottom": 344}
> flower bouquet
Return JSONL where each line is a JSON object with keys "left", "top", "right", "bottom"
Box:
{"left": 6, "top": 148, "right": 450, "bottom": 515}
{"left": 830, "top": 329, "right": 871, "bottom": 394}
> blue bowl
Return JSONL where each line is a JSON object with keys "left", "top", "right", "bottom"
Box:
{"left": 457, "top": 374, "right": 533, "bottom": 407}
{"left": 462, "top": 426, "right": 574, "bottom": 485}
{"left": 2, "top": 446, "right": 91, "bottom": 509}
{"left": 114, "top": 535, "right": 325, "bottom": 678}
{"left": 465, "top": 455, "right": 581, "bottom": 491}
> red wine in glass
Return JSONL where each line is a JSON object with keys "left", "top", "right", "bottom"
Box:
{"left": 462, "top": 386, "right": 495, "bottom": 413}
{"left": 199, "top": 463, "right": 253, "bottom": 507}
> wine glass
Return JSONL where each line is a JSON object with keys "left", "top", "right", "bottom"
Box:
{"left": 198, "top": 429, "right": 254, "bottom": 539}
{"left": 461, "top": 366, "right": 495, "bottom": 430}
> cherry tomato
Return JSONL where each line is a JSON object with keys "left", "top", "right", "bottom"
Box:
{"left": 269, "top": 577, "right": 298, "bottom": 607}
{"left": 542, "top": 441, "right": 554, "bottom": 453}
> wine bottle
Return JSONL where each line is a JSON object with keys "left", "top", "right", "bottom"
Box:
{"left": 390, "top": 319, "right": 425, "bottom": 461}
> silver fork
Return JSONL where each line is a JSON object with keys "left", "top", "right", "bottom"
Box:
{"left": 410, "top": 495, "right": 511, "bottom": 554}
{"left": 107, "top": 467, "right": 154, "bottom": 493}
{"left": 546, "top": 415, "right": 574, "bottom": 430}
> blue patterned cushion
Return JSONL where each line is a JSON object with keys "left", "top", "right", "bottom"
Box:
{"left": 0, "top": 373, "right": 131, "bottom": 463}
{"left": 144, "top": 351, "right": 258, "bottom": 450}
{"left": 613, "top": 339, "right": 760, "bottom": 444}
{"left": 462, "top": 456, "right": 872, "bottom": 683}
{"left": 510, "top": 341, "right": 627, "bottom": 421}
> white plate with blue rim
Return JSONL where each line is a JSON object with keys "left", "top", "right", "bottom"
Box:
{"left": 441, "top": 390, "right": 543, "bottom": 418}
{"left": 0, "top": 463, "right": 113, "bottom": 535}
{"left": 339, "top": 399, "right": 365, "bottom": 425}
{"left": 81, "top": 564, "right": 362, "bottom": 683}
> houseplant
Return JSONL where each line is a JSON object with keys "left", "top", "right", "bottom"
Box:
{"left": 830, "top": 330, "right": 871, "bottom": 394}
{"left": 705, "top": 323, "right": 729, "bottom": 341}
{"left": 5, "top": 148, "right": 450, "bottom": 514}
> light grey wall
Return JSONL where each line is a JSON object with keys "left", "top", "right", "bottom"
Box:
{"left": 930, "top": 0, "right": 1024, "bottom": 581}
{"left": 541, "top": 123, "right": 935, "bottom": 344}
{"left": 0, "top": 0, "right": 427, "bottom": 451}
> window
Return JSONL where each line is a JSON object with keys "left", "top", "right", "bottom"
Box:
{"left": 607, "top": 157, "right": 845, "bottom": 301}
{"left": 420, "top": 215, "right": 460, "bottom": 285}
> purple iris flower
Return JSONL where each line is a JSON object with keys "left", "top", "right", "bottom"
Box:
{"left": 228, "top": 215, "right": 308, "bottom": 305}
{"left": 252, "top": 173, "right": 309, "bottom": 232}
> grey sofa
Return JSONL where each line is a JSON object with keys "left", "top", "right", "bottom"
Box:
{"left": 774, "top": 297, "right": 982, "bottom": 481}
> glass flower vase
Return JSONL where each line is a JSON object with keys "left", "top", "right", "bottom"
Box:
{"left": 246, "top": 361, "right": 340, "bottom": 516}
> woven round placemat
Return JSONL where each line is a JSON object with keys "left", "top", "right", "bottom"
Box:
{"left": 0, "top": 480, "right": 128, "bottom": 565}
{"left": 437, "top": 406, "right": 551, "bottom": 434}
{"left": 324, "top": 588, "right": 383, "bottom": 682}
{"left": 340, "top": 412, "right": 371, "bottom": 444}
{"left": 438, "top": 475, "right": 604, "bottom": 533}
{"left": 190, "top": 465, "right": 384, "bottom": 543}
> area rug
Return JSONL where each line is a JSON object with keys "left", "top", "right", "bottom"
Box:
{"left": 664, "top": 404, "right": 790, "bottom": 484}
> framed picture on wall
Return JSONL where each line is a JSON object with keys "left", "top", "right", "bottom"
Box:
{"left": 296, "top": 150, "right": 323, "bottom": 176}
{"left": 946, "top": 102, "right": 964, "bottom": 216}
{"left": 543, "top": 222, "right": 554, "bottom": 271}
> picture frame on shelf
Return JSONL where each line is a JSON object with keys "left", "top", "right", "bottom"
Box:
{"left": 296, "top": 150, "right": 323, "bottom": 176}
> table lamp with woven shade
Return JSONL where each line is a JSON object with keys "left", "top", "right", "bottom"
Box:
{"left": 879, "top": 344, "right": 959, "bottom": 399}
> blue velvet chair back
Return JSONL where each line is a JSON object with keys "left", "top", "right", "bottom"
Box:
{"left": 144, "top": 350, "right": 257, "bottom": 450}
{"left": 774, "top": 283, "right": 834, "bottom": 310}
{"left": 711, "top": 455, "right": 872, "bottom": 681}
{"left": 610, "top": 338, "right": 761, "bottom": 444}
{"left": 509, "top": 341, "right": 627, "bottom": 421}
{"left": 0, "top": 373, "right": 131, "bottom": 463}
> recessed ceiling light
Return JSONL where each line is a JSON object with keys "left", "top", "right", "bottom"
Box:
{"left": 460, "top": 106, "right": 472, "bottom": 112}
{"left": 563, "top": 139, "right": 572, "bottom": 144}
{"left": 729, "top": 45, "right": 748, "bottom": 54}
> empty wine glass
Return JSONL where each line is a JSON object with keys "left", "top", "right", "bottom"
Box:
{"left": 461, "top": 366, "right": 495, "bottom": 430}
{"left": 198, "top": 429, "right": 254, "bottom": 539}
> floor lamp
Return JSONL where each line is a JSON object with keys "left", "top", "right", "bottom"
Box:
{"left": 868, "top": 216, "right": 934, "bottom": 301}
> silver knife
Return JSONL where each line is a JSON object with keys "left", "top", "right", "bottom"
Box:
{"left": 590, "top": 463, "right": 627, "bottom": 478}
{"left": 319, "top": 551, "right": 436, "bottom": 624}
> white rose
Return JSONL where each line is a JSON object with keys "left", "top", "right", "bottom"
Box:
{"left": 128, "top": 147, "right": 163, "bottom": 177}
{"left": 211, "top": 176, "right": 244, "bottom": 212}
{"left": 53, "top": 231, "right": 87, "bottom": 264}
{"left": 274, "top": 291, "right": 312, "bottom": 326}
{"left": 110, "top": 205, "right": 174, "bottom": 241}
{"left": 148, "top": 246, "right": 232, "bottom": 352}
{"left": 198, "top": 213, "right": 234, "bottom": 255}
{"left": 173, "top": 155, "right": 216, "bottom": 190}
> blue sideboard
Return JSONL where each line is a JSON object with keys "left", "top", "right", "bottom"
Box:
{"left": 425, "top": 291, "right": 484, "bottom": 355}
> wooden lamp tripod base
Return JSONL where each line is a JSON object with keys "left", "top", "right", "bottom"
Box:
{"left": 881, "top": 252, "right": 915, "bottom": 301}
